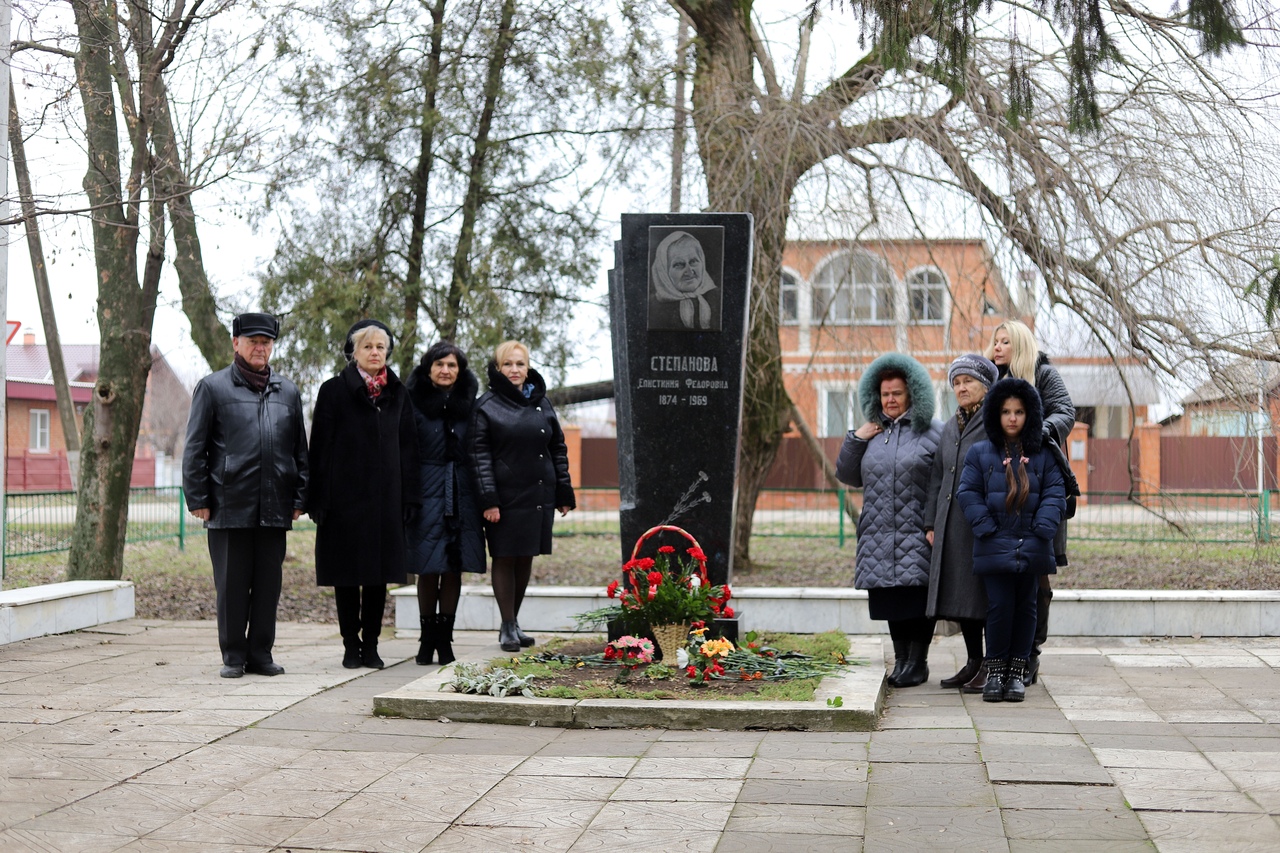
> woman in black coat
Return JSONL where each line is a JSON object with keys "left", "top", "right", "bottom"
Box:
{"left": 405, "top": 342, "right": 485, "bottom": 666}
{"left": 471, "top": 340, "right": 575, "bottom": 652}
{"left": 306, "top": 320, "right": 420, "bottom": 669}
{"left": 986, "top": 319, "right": 1076, "bottom": 684}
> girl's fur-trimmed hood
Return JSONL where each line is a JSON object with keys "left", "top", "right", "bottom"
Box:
{"left": 857, "top": 352, "right": 936, "bottom": 434}
{"left": 982, "top": 377, "right": 1044, "bottom": 454}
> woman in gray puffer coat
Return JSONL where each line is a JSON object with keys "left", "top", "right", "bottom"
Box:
{"left": 836, "top": 353, "right": 943, "bottom": 688}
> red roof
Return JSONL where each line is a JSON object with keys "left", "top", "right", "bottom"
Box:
{"left": 6, "top": 343, "right": 100, "bottom": 383}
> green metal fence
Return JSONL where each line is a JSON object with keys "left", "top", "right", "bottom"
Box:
{"left": 1071, "top": 491, "right": 1272, "bottom": 543}
{"left": 556, "top": 488, "right": 1276, "bottom": 546}
{"left": 558, "top": 488, "right": 850, "bottom": 544}
{"left": 4, "top": 486, "right": 1274, "bottom": 559}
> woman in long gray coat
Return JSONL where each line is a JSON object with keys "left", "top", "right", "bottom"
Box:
{"left": 924, "top": 354, "right": 999, "bottom": 692}
{"left": 836, "top": 353, "right": 942, "bottom": 688}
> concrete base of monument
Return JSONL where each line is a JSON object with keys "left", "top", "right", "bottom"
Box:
{"left": 391, "top": 585, "right": 1280, "bottom": 638}
{"left": 372, "top": 636, "right": 886, "bottom": 732}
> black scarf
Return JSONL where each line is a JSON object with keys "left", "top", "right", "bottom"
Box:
{"left": 234, "top": 353, "right": 270, "bottom": 393}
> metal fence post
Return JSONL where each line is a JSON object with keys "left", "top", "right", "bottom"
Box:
{"left": 178, "top": 486, "right": 186, "bottom": 551}
{"left": 838, "top": 488, "right": 845, "bottom": 548}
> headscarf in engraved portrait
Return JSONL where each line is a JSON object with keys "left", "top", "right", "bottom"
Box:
{"left": 647, "top": 226, "right": 724, "bottom": 332}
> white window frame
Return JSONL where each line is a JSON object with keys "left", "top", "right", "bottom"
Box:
{"left": 907, "top": 267, "right": 948, "bottom": 324}
{"left": 817, "top": 383, "right": 867, "bottom": 438}
{"left": 779, "top": 270, "right": 800, "bottom": 325}
{"left": 30, "top": 408, "right": 50, "bottom": 453}
{"left": 811, "top": 252, "right": 894, "bottom": 326}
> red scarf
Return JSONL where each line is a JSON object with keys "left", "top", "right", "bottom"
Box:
{"left": 358, "top": 366, "right": 388, "bottom": 399}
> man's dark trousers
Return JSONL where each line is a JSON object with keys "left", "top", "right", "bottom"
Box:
{"left": 208, "top": 528, "right": 286, "bottom": 667}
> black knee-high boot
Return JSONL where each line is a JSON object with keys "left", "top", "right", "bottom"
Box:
{"left": 436, "top": 614, "right": 456, "bottom": 665}
{"left": 335, "top": 587, "right": 361, "bottom": 669}
{"left": 361, "top": 586, "right": 387, "bottom": 669}
{"left": 416, "top": 616, "right": 436, "bottom": 665}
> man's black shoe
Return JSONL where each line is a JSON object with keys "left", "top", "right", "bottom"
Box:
{"left": 220, "top": 664, "right": 245, "bottom": 678}
{"left": 245, "top": 661, "right": 285, "bottom": 676}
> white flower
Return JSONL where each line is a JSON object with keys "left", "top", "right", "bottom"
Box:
{"left": 689, "top": 575, "right": 701, "bottom": 589}
{"left": 676, "top": 648, "right": 689, "bottom": 668}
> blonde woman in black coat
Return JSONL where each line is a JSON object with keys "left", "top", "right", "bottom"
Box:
{"left": 471, "top": 340, "right": 575, "bottom": 652}
{"left": 307, "top": 320, "right": 420, "bottom": 669}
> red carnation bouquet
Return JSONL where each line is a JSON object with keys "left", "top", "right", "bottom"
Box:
{"left": 595, "top": 526, "right": 733, "bottom": 636}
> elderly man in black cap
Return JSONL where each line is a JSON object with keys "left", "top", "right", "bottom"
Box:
{"left": 183, "top": 313, "right": 309, "bottom": 678}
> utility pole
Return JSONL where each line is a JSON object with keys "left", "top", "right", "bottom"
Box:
{"left": 0, "top": 0, "right": 13, "bottom": 582}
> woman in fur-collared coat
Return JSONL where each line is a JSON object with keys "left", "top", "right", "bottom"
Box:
{"left": 405, "top": 342, "right": 486, "bottom": 666}
{"left": 835, "top": 352, "right": 943, "bottom": 689}
{"left": 471, "top": 340, "right": 575, "bottom": 653}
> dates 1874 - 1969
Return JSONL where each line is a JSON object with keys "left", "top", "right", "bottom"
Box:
{"left": 659, "top": 394, "right": 708, "bottom": 406}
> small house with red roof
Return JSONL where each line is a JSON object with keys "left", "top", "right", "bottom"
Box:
{"left": 6, "top": 330, "right": 191, "bottom": 491}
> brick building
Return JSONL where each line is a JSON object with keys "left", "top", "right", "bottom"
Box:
{"left": 5, "top": 331, "right": 191, "bottom": 491}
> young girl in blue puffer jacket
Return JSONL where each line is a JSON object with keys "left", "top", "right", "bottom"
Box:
{"left": 956, "top": 378, "right": 1067, "bottom": 703}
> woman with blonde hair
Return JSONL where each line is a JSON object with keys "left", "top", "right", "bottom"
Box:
{"left": 471, "top": 340, "right": 576, "bottom": 652}
{"left": 984, "top": 319, "right": 1075, "bottom": 683}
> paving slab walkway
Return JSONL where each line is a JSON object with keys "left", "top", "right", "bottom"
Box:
{"left": 1, "top": 620, "right": 1279, "bottom": 851}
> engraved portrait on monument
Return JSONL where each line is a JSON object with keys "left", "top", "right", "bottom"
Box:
{"left": 646, "top": 226, "right": 725, "bottom": 332}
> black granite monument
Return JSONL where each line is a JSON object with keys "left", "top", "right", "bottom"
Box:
{"left": 609, "top": 213, "right": 753, "bottom": 591}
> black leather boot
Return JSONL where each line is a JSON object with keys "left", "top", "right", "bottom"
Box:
{"left": 416, "top": 616, "right": 435, "bottom": 665}
{"left": 982, "top": 659, "right": 1006, "bottom": 703}
{"left": 336, "top": 588, "right": 362, "bottom": 669}
{"left": 1030, "top": 581, "right": 1052, "bottom": 684}
{"left": 961, "top": 662, "right": 988, "bottom": 694}
{"left": 435, "top": 614, "right": 456, "bottom": 665}
{"left": 1004, "top": 657, "right": 1028, "bottom": 703}
{"left": 894, "top": 641, "right": 931, "bottom": 688}
{"left": 886, "top": 638, "right": 909, "bottom": 686}
{"left": 498, "top": 621, "right": 521, "bottom": 652}
{"left": 360, "top": 586, "right": 386, "bottom": 669}
{"left": 941, "top": 658, "right": 981, "bottom": 689}
{"left": 513, "top": 622, "right": 536, "bottom": 648}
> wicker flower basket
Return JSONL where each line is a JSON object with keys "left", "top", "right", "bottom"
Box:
{"left": 629, "top": 525, "right": 706, "bottom": 662}
{"left": 650, "top": 622, "right": 690, "bottom": 663}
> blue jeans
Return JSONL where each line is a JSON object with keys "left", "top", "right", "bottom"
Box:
{"left": 982, "top": 573, "right": 1039, "bottom": 662}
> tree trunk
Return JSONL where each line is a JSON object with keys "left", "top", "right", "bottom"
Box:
{"left": 443, "top": 0, "right": 517, "bottom": 341}
{"left": 9, "top": 81, "right": 81, "bottom": 475}
{"left": 149, "top": 78, "right": 231, "bottom": 370}
{"left": 65, "top": 0, "right": 158, "bottom": 581}
{"left": 398, "top": 0, "right": 448, "bottom": 374}
{"left": 686, "top": 0, "right": 801, "bottom": 571}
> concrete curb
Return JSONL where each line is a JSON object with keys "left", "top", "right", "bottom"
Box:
{"left": 392, "top": 585, "right": 1280, "bottom": 637}
{"left": 373, "top": 637, "right": 885, "bottom": 731}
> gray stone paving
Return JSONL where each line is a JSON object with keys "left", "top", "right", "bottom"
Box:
{"left": 1, "top": 621, "right": 1280, "bottom": 850}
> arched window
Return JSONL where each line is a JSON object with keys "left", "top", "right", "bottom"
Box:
{"left": 908, "top": 268, "right": 946, "bottom": 323}
{"left": 812, "top": 253, "right": 892, "bottom": 324}
{"left": 780, "top": 272, "right": 799, "bottom": 323}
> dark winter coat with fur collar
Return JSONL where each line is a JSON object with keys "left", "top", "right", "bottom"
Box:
{"left": 956, "top": 378, "right": 1066, "bottom": 576}
{"left": 835, "top": 353, "right": 943, "bottom": 590}
{"left": 405, "top": 365, "right": 486, "bottom": 575}
{"left": 471, "top": 364, "right": 576, "bottom": 557}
